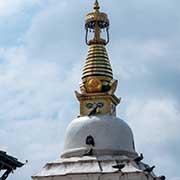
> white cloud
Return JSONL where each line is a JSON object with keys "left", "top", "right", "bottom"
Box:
{"left": 0, "top": 46, "right": 80, "bottom": 122}
{"left": 109, "top": 39, "right": 174, "bottom": 81}
{"left": 0, "top": 45, "right": 80, "bottom": 180}
{"left": 125, "top": 97, "right": 180, "bottom": 179}
{"left": 170, "top": 178, "right": 180, "bottom": 180}
{"left": 0, "top": 118, "right": 63, "bottom": 180}
{"left": 126, "top": 97, "right": 179, "bottom": 144}
{"left": 0, "top": 0, "right": 40, "bottom": 17}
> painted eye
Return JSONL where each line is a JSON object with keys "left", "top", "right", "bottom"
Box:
{"left": 97, "top": 102, "right": 104, "bottom": 108}
{"left": 86, "top": 103, "right": 93, "bottom": 109}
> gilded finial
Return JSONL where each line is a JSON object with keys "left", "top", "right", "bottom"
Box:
{"left": 94, "top": 0, "right": 100, "bottom": 11}
{"left": 85, "top": 0, "right": 110, "bottom": 45}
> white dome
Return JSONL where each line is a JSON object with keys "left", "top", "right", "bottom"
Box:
{"left": 61, "top": 116, "right": 137, "bottom": 158}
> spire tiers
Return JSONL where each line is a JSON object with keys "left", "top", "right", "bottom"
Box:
{"left": 82, "top": 44, "right": 113, "bottom": 82}
{"left": 76, "top": 1, "right": 120, "bottom": 117}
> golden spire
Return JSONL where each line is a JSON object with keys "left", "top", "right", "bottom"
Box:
{"left": 83, "top": 0, "right": 112, "bottom": 89}
{"left": 75, "top": 1, "right": 120, "bottom": 117}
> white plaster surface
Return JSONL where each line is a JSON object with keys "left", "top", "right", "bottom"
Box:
{"left": 62, "top": 116, "right": 136, "bottom": 158}
{"left": 32, "top": 156, "right": 157, "bottom": 180}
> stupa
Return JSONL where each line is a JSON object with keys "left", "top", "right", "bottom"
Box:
{"left": 32, "top": 1, "right": 165, "bottom": 180}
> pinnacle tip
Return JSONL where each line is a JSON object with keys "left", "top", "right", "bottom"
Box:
{"left": 94, "top": 0, "right": 100, "bottom": 10}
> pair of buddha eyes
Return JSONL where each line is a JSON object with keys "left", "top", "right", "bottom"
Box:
{"left": 86, "top": 102, "right": 104, "bottom": 109}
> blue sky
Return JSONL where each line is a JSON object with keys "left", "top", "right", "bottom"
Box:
{"left": 0, "top": 0, "right": 179, "bottom": 180}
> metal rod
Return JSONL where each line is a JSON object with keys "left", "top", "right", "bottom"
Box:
{"left": 106, "top": 28, "right": 110, "bottom": 45}
{"left": 85, "top": 28, "right": 89, "bottom": 45}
